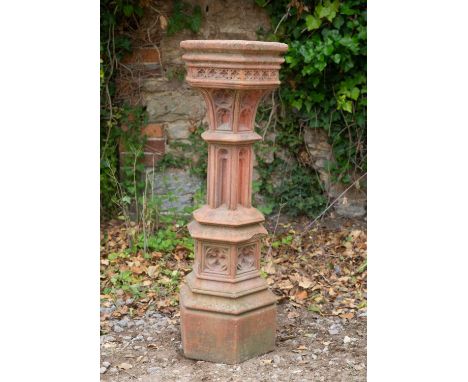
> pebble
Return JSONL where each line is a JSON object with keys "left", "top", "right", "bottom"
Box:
{"left": 100, "top": 367, "right": 107, "bottom": 374}
{"left": 135, "top": 320, "right": 145, "bottom": 326}
{"left": 108, "top": 367, "right": 118, "bottom": 374}
{"left": 127, "top": 320, "right": 135, "bottom": 328}
{"left": 115, "top": 299, "right": 125, "bottom": 306}
{"left": 102, "top": 361, "right": 111, "bottom": 368}
{"left": 104, "top": 335, "right": 116, "bottom": 342}
{"left": 123, "top": 335, "right": 132, "bottom": 340}
{"left": 100, "top": 306, "right": 116, "bottom": 314}
{"left": 147, "top": 337, "right": 154, "bottom": 341}
{"left": 147, "top": 367, "right": 161, "bottom": 374}
{"left": 134, "top": 335, "right": 144, "bottom": 341}
{"left": 273, "top": 355, "right": 282, "bottom": 364}
{"left": 328, "top": 323, "right": 343, "bottom": 335}
{"left": 343, "top": 336, "right": 351, "bottom": 344}
{"left": 118, "top": 317, "right": 129, "bottom": 328}
{"left": 113, "top": 324, "right": 124, "bottom": 333}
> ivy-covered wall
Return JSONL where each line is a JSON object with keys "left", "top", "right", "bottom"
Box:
{"left": 100, "top": 0, "right": 367, "bottom": 222}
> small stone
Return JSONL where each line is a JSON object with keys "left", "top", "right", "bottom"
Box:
{"left": 118, "top": 317, "right": 129, "bottom": 328}
{"left": 118, "top": 362, "right": 133, "bottom": 370}
{"left": 134, "top": 334, "right": 144, "bottom": 341}
{"left": 147, "top": 367, "right": 161, "bottom": 374}
{"left": 273, "top": 355, "right": 281, "bottom": 364}
{"left": 127, "top": 320, "right": 135, "bottom": 328}
{"left": 100, "top": 367, "right": 107, "bottom": 374}
{"left": 108, "top": 367, "right": 118, "bottom": 374}
{"left": 115, "top": 298, "right": 125, "bottom": 306}
{"left": 103, "top": 335, "right": 116, "bottom": 343}
{"left": 123, "top": 335, "right": 132, "bottom": 340}
{"left": 147, "top": 337, "right": 154, "bottom": 341}
{"left": 102, "top": 361, "right": 111, "bottom": 368}
{"left": 135, "top": 320, "right": 145, "bottom": 326}
{"left": 343, "top": 336, "right": 351, "bottom": 344}
{"left": 328, "top": 323, "right": 343, "bottom": 335}
{"left": 113, "top": 324, "right": 124, "bottom": 333}
{"left": 100, "top": 306, "right": 115, "bottom": 314}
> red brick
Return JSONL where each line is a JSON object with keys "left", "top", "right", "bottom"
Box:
{"left": 121, "top": 47, "right": 161, "bottom": 64}
{"left": 142, "top": 152, "right": 163, "bottom": 167}
{"left": 144, "top": 138, "right": 165, "bottom": 153}
{"left": 142, "top": 123, "right": 165, "bottom": 138}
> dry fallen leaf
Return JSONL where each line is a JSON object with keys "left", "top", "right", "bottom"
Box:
{"left": 147, "top": 265, "right": 158, "bottom": 278}
{"left": 298, "top": 276, "right": 314, "bottom": 289}
{"left": 263, "top": 261, "right": 276, "bottom": 275}
{"left": 295, "top": 290, "right": 308, "bottom": 300}
{"left": 278, "top": 279, "right": 294, "bottom": 290}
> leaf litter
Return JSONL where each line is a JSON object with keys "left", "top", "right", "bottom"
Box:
{"left": 100, "top": 218, "right": 367, "bottom": 333}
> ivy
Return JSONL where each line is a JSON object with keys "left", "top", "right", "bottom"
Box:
{"left": 167, "top": 0, "right": 202, "bottom": 36}
{"left": 257, "top": 0, "right": 367, "bottom": 188}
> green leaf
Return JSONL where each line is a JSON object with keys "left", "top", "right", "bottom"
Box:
{"left": 308, "top": 304, "right": 322, "bottom": 314}
{"left": 333, "top": 15, "right": 345, "bottom": 29}
{"left": 316, "top": 5, "right": 330, "bottom": 19}
{"left": 291, "top": 98, "right": 303, "bottom": 110}
{"left": 123, "top": 4, "right": 133, "bottom": 17}
{"left": 350, "top": 87, "right": 360, "bottom": 101}
{"left": 134, "top": 6, "right": 143, "bottom": 17}
{"left": 342, "top": 100, "right": 353, "bottom": 113}
{"left": 305, "top": 15, "right": 322, "bottom": 31}
{"left": 331, "top": 53, "right": 341, "bottom": 63}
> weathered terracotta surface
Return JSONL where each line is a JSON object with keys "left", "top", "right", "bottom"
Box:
{"left": 179, "top": 40, "right": 287, "bottom": 364}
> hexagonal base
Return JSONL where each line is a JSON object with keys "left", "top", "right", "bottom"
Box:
{"left": 180, "top": 284, "right": 276, "bottom": 364}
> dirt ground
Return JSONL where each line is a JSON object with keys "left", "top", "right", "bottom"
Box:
{"left": 100, "top": 301, "right": 366, "bottom": 381}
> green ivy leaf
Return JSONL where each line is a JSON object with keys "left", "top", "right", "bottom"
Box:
{"left": 350, "top": 87, "right": 360, "bottom": 101}
{"left": 342, "top": 100, "right": 353, "bottom": 113}
{"left": 332, "top": 53, "right": 341, "bottom": 63}
{"left": 305, "top": 15, "right": 322, "bottom": 30}
{"left": 316, "top": 4, "right": 330, "bottom": 19}
{"left": 123, "top": 4, "right": 133, "bottom": 17}
{"left": 291, "top": 98, "right": 303, "bottom": 110}
{"left": 333, "top": 15, "right": 345, "bottom": 29}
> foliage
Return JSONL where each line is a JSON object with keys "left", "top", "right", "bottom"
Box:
{"left": 254, "top": 0, "right": 367, "bottom": 214}
{"left": 100, "top": 220, "right": 367, "bottom": 329}
{"left": 100, "top": 0, "right": 146, "bottom": 217}
{"left": 100, "top": 1, "right": 205, "bottom": 223}
{"left": 167, "top": 0, "right": 202, "bottom": 36}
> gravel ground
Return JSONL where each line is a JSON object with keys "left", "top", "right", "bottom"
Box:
{"left": 100, "top": 302, "right": 366, "bottom": 381}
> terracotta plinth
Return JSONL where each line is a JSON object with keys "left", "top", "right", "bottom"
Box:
{"left": 179, "top": 40, "right": 288, "bottom": 364}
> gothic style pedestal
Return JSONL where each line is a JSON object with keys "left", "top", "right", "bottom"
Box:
{"left": 179, "top": 40, "right": 288, "bottom": 364}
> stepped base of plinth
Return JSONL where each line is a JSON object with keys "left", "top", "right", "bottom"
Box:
{"left": 180, "top": 283, "right": 277, "bottom": 364}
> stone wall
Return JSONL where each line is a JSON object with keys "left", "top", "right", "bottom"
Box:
{"left": 116, "top": 0, "right": 271, "bottom": 213}
{"left": 115, "top": 0, "right": 366, "bottom": 218}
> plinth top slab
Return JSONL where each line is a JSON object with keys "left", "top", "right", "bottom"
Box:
{"left": 180, "top": 39, "right": 288, "bottom": 89}
{"left": 180, "top": 40, "right": 288, "bottom": 53}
